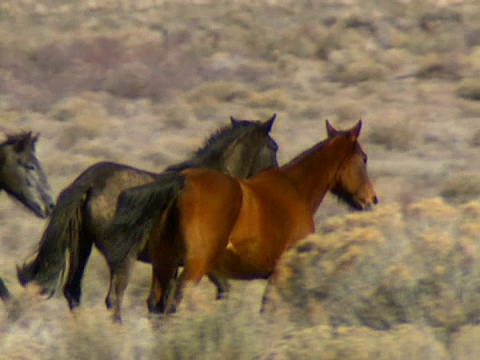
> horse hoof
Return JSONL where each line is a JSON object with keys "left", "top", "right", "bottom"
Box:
{"left": 166, "top": 306, "right": 177, "bottom": 314}
{"left": 147, "top": 299, "right": 165, "bottom": 314}
{"left": 105, "top": 297, "right": 112, "bottom": 309}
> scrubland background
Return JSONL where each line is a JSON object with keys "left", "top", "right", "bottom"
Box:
{"left": 0, "top": 0, "right": 480, "bottom": 359}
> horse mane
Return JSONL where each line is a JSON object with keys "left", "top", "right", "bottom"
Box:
{"left": 1, "top": 131, "right": 37, "bottom": 148}
{"left": 282, "top": 137, "right": 331, "bottom": 169}
{"left": 283, "top": 128, "right": 355, "bottom": 169}
{"left": 165, "top": 120, "right": 261, "bottom": 172}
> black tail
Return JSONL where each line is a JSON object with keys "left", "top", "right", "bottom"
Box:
{"left": 107, "top": 171, "right": 185, "bottom": 268}
{"left": 17, "top": 184, "right": 87, "bottom": 297}
{"left": 0, "top": 277, "right": 11, "bottom": 302}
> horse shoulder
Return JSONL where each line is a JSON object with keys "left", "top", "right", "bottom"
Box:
{"left": 179, "top": 169, "right": 242, "bottom": 225}
{"left": 229, "top": 173, "right": 311, "bottom": 258}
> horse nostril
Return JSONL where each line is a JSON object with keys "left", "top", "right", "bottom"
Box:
{"left": 48, "top": 202, "right": 55, "bottom": 212}
{"left": 373, "top": 196, "right": 379, "bottom": 205}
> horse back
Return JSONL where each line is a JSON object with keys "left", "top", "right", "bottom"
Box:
{"left": 81, "top": 162, "right": 157, "bottom": 239}
{"left": 220, "top": 169, "right": 315, "bottom": 277}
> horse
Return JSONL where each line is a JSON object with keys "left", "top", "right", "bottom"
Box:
{"left": 17, "top": 115, "right": 278, "bottom": 317}
{"left": 109, "top": 120, "right": 378, "bottom": 316}
{"left": 0, "top": 132, "right": 55, "bottom": 302}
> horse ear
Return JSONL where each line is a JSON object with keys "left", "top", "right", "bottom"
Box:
{"left": 261, "top": 114, "right": 276, "bottom": 133}
{"left": 326, "top": 120, "right": 337, "bottom": 137}
{"left": 13, "top": 134, "right": 28, "bottom": 153}
{"left": 349, "top": 120, "right": 362, "bottom": 141}
{"left": 30, "top": 133, "right": 39, "bottom": 150}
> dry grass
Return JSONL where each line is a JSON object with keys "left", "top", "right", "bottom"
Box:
{"left": 0, "top": 0, "right": 479, "bottom": 359}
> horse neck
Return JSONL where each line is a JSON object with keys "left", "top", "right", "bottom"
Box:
{"left": 278, "top": 136, "right": 351, "bottom": 214}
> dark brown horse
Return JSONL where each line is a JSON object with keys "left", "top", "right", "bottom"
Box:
{"left": 110, "top": 120, "right": 377, "bottom": 316}
{"left": 17, "top": 115, "right": 278, "bottom": 317}
{"left": 0, "top": 132, "right": 55, "bottom": 302}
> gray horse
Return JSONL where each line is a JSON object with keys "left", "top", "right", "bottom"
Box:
{"left": 0, "top": 132, "right": 54, "bottom": 301}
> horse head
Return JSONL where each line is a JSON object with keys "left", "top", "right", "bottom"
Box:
{"left": 327, "top": 120, "right": 378, "bottom": 210}
{"left": 0, "top": 132, "right": 55, "bottom": 218}
{"left": 224, "top": 114, "right": 278, "bottom": 178}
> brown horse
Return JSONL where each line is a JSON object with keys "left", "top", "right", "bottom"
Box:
{"left": 111, "top": 120, "right": 378, "bottom": 315}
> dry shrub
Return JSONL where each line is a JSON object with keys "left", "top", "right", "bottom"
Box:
{"left": 160, "top": 96, "right": 197, "bottom": 129}
{"left": 48, "top": 97, "right": 109, "bottom": 149}
{"left": 281, "top": 23, "right": 327, "bottom": 58}
{"left": 456, "top": 79, "right": 480, "bottom": 101}
{"left": 450, "top": 326, "right": 480, "bottom": 360}
{"left": 247, "top": 89, "right": 290, "bottom": 110}
{"left": 187, "top": 81, "right": 250, "bottom": 104}
{"left": 471, "top": 129, "right": 480, "bottom": 147}
{"left": 264, "top": 198, "right": 480, "bottom": 348}
{"left": 234, "top": 62, "right": 276, "bottom": 84}
{"left": 368, "top": 119, "right": 415, "bottom": 151}
{"left": 332, "top": 100, "right": 366, "bottom": 124}
{"left": 440, "top": 172, "right": 480, "bottom": 204}
{"left": 102, "top": 62, "right": 154, "bottom": 99}
{"left": 146, "top": 288, "right": 267, "bottom": 360}
{"left": 334, "top": 61, "right": 386, "bottom": 85}
{"left": 262, "top": 324, "right": 449, "bottom": 360}
{"left": 416, "top": 53, "right": 464, "bottom": 81}
{"left": 382, "top": 48, "right": 412, "bottom": 72}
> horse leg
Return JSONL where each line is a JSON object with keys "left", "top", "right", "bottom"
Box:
{"left": 260, "top": 271, "right": 277, "bottom": 313}
{"left": 63, "top": 235, "right": 93, "bottom": 310}
{"left": 148, "top": 247, "right": 179, "bottom": 314}
{"left": 207, "top": 273, "right": 230, "bottom": 300}
{"left": 166, "top": 257, "right": 212, "bottom": 314}
{"left": 105, "top": 241, "right": 141, "bottom": 310}
{"left": 107, "top": 254, "right": 136, "bottom": 323}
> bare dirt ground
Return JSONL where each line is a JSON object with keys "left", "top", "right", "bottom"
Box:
{"left": 0, "top": 0, "right": 479, "bottom": 359}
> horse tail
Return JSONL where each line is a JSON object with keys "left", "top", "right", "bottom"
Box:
{"left": 0, "top": 277, "right": 11, "bottom": 302}
{"left": 107, "top": 171, "right": 185, "bottom": 268}
{"left": 17, "top": 184, "right": 87, "bottom": 297}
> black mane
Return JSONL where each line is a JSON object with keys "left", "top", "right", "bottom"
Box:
{"left": 1, "top": 131, "right": 37, "bottom": 148}
{"left": 166, "top": 121, "right": 261, "bottom": 172}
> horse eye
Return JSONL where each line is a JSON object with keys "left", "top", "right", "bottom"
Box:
{"left": 18, "top": 160, "right": 35, "bottom": 171}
